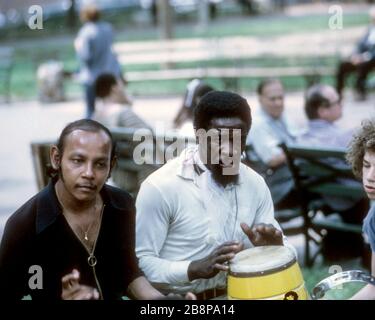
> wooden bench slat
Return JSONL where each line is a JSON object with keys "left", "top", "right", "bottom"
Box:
{"left": 312, "top": 217, "right": 363, "bottom": 233}
{"left": 309, "top": 183, "right": 365, "bottom": 198}
{"left": 126, "top": 66, "right": 335, "bottom": 82}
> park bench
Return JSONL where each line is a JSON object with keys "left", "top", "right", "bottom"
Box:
{"left": 125, "top": 65, "right": 335, "bottom": 92}
{"left": 114, "top": 35, "right": 342, "bottom": 91}
{"left": 280, "top": 143, "right": 368, "bottom": 267}
{"left": 31, "top": 140, "right": 54, "bottom": 191}
{"left": 0, "top": 47, "right": 14, "bottom": 103}
{"left": 110, "top": 127, "right": 195, "bottom": 196}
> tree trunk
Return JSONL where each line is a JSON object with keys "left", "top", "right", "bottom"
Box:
{"left": 157, "top": 0, "right": 173, "bottom": 40}
{"left": 198, "top": 0, "right": 210, "bottom": 31}
{"left": 66, "top": 0, "right": 77, "bottom": 30}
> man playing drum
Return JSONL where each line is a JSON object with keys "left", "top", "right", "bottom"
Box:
{"left": 136, "top": 91, "right": 294, "bottom": 299}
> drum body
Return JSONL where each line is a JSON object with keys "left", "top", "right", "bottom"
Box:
{"left": 228, "top": 246, "right": 308, "bottom": 300}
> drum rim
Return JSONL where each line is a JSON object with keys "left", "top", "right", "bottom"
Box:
{"left": 228, "top": 257, "right": 297, "bottom": 277}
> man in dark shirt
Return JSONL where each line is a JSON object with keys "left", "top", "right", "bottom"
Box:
{"left": 336, "top": 7, "right": 375, "bottom": 101}
{"left": 0, "top": 119, "right": 164, "bottom": 300}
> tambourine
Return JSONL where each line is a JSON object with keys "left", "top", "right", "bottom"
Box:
{"left": 312, "top": 270, "right": 375, "bottom": 300}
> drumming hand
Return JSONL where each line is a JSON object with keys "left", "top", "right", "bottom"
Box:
{"left": 241, "top": 223, "right": 283, "bottom": 246}
{"left": 61, "top": 269, "right": 100, "bottom": 300}
{"left": 187, "top": 241, "right": 243, "bottom": 281}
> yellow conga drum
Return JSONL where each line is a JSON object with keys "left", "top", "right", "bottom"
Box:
{"left": 228, "top": 246, "right": 308, "bottom": 300}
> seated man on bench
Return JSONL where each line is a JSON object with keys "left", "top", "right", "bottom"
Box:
{"left": 246, "top": 78, "right": 300, "bottom": 210}
{"left": 297, "top": 84, "right": 368, "bottom": 261}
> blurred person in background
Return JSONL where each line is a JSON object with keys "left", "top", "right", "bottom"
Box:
{"left": 75, "top": 3, "right": 124, "bottom": 119}
{"left": 298, "top": 84, "right": 353, "bottom": 148}
{"left": 336, "top": 7, "right": 375, "bottom": 101}
{"left": 173, "top": 79, "right": 214, "bottom": 136}
{"left": 246, "top": 78, "right": 299, "bottom": 210}
{"left": 298, "top": 84, "right": 369, "bottom": 262}
{"left": 93, "top": 73, "right": 150, "bottom": 130}
{"left": 93, "top": 73, "right": 154, "bottom": 194}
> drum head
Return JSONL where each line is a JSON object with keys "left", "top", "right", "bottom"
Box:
{"left": 230, "top": 246, "right": 296, "bottom": 275}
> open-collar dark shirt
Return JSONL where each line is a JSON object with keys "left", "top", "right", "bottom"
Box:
{"left": 0, "top": 181, "right": 143, "bottom": 300}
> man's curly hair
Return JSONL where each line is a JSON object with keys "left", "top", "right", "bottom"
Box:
{"left": 346, "top": 119, "right": 375, "bottom": 178}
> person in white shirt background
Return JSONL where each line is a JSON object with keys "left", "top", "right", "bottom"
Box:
{"left": 246, "top": 78, "right": 300, "bottom": 209}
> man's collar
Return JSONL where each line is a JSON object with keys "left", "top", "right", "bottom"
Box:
{"left": 177, "top": 146, "right": 200, "bottom": 181}
{"left": 259, "top": 107, "right": 283, "bottom": 122}
{"left": 35, "top": 181, "right": 127, "bottom": 234}
{"left": 35, "top": 182, "right": 61, "bottom": 235}
{"left": 176, "top": 146, "right": 244, "bottom": 186}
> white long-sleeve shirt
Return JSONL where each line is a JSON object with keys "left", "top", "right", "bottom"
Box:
{"left": 135, "top": 146, "right": 285, "bottom": 294}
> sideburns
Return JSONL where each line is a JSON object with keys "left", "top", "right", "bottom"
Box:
{"left": 58, "top": 165, "right": 65, "bottom": 183}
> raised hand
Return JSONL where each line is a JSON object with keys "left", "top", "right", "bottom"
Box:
{"left": 240, "top": 223, "right": 283, "bottom": 246}
{"left": 61, "top": 269, "right": 100, "bottom": 300}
